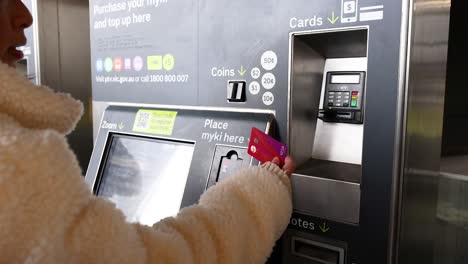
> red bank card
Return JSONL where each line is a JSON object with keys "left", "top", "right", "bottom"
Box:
{"left": 248, "top": 127, "right": 288, "bottom": 165}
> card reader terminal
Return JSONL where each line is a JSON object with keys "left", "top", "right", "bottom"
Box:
{"left": 320, "top": 71, "right": 366, "bottom": 124}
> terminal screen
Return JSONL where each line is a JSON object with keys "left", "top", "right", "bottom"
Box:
{"left": 330, "top": 74, "right": 361, "bottom": 84}
{"left": 97, "top": 134, "right": 194, "bottom": 226}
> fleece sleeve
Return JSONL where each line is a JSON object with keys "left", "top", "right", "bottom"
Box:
{"left": 0, "top": 123, "right": 292, "bottom": 264}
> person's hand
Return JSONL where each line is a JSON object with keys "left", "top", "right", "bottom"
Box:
{"left": 271, "top": 156, "right": 296, "bottom": 177}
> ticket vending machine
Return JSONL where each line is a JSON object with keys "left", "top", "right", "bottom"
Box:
{"left": 86, "top": 0, "right": 451, "bottom": 263}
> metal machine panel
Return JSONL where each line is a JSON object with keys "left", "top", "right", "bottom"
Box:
{"left": 292, "top": 174, "right": 361, "bottom": 224}
{"left": 88, "top": 0, "right": 411, "bottom": 263}
{"left": 397, "top": 0, "right": 452, "bottom": 263}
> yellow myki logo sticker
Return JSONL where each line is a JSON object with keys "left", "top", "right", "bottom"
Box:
{"left": 133, "top": 109, "right": 178, "bottom": 136}
{"left": 147, "top": 56, "right": 163, "bottom": 70}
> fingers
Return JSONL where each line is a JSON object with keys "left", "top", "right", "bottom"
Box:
{"left": 269, "top": 156, "right": 296, "bottom": 177}
{"left": 283, "top": 156, "right": 296, "bottom": 177}
{"left": 271, "top": 157, "right": 280, "bottom": 166}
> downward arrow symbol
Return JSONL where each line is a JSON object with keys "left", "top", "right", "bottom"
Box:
{"left": 328, "top": 12, "right": 339, "bottom": 24}
{"left": 238, "top": 65, "right": 247, "bottom": 76}
{"left": 319, "top": 222, "right": 330, "bottom": 233}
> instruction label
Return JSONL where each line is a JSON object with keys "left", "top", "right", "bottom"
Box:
{"left": 133, "top": 109, "right": 177, "bottom": 135}
{"left": 201, "top": 119, "right": 245, "bottom": 144}
{"left": 290, "top": 216, "right": 331, "bottom": 234}
{"left": 289, "top": 15, "right": 323, "bottom": 29}
{"left": 93, "top": 0, "right": 169, "bottom": 30}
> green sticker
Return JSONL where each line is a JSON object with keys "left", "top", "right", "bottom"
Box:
{"left": 104, "top": 57, "right": 113, "bottom": 72}
{"left": 133, "top": 110, "right": 178, "bottom": 135}
{"left": 147, "top": 55, "right": 162, "bottom": 70}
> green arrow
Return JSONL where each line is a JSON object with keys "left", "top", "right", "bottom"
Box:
{"left": 319, "top": 222, "right": 330, "bottom": 233}
{"left": 238, "top": 65, "right": 246, "bottom": 76}
{"left": 328, "top": 12, "right": 339, "bottom": 24}
{"left": 118, "top": 122, "right": 125, "bottom": 130}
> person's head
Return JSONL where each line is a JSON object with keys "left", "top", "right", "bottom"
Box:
{"left": 0, "top": 0, "right": 33, "bottom": 66}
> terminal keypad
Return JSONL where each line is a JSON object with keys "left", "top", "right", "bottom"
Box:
{"left": 327, "top": 91, "right": 351, "bottom": 108}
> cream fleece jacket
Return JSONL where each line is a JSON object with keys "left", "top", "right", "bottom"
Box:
{"left": 0, "top": 62, "right": 293, "bottom": 263}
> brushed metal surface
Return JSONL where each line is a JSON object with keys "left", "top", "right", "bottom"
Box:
{"left": 397, "top": 0, "right": 451, "bottom": 263}
{"left": 289, "top": 36, "right": 324, "bottom": 165}
{"left": 292, "top": 174, "right": 361, "bottom": 224}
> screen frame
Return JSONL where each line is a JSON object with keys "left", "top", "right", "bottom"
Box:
{"left": 93, "top": 132, "right": 196, "bottom": 195}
